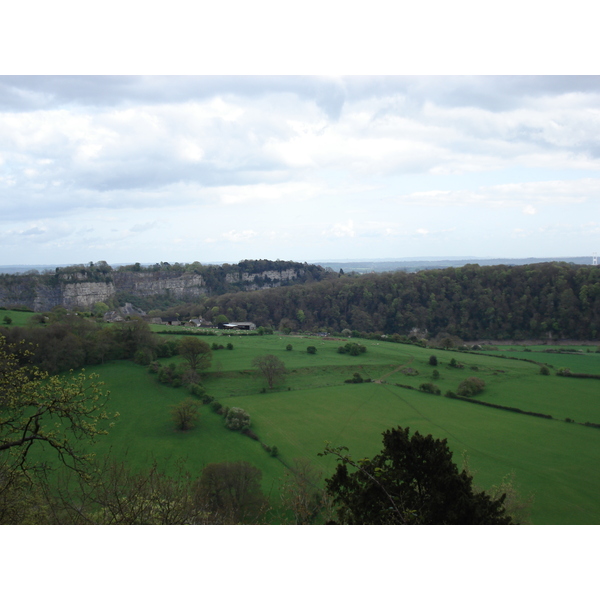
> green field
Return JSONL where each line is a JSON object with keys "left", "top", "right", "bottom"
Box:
{"left": 74, "top": 332, "right": 600, "bottom": 524}
{"left": 0, "top": 308, "right": 36, "bottom": 327}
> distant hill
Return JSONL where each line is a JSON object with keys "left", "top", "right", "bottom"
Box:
{"left": 317, "top": 257, "right": 597, "bottom": 273}
{"left": 0, "top": 260, "right": 330, "bottom": 312}
{"left": 2, "top": 256, "right": 596, "bottom": 276}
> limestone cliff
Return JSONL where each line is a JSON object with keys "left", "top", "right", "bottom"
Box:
{"left": 0, "top": 260, "right": 327, "bottom": 311}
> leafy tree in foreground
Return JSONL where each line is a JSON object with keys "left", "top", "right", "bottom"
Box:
{"left": 279, "top": 458, "right": 333, "bottom": 525}
{"left": 252, "top": 354, "right": 286, "bottom": 389}
{"left": 195, "top": 461, "right": 268, "bottom": 524}
{"left": 321, "top": 426, "right": 511, "bottom": 525}
{"left": 0, "top": 335, "right": 116, "bottom": 479}
{"left": 45, "top": 457, "right": 219, "bottom": 525}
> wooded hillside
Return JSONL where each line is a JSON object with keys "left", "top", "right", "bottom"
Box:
{"left": 185, "top": 262, "right": 600, "bottom": 340}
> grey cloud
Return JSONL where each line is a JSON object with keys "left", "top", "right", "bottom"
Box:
{"left": 2, "top": 75, "right": 600, "bottom": 111}
{"left": 21, "top": 226, "right": 46, "bottom": 236}
{"left": 130, "top": 221, "right": 158, "bottom": 233}
{"left": 0, "top": 76, "right": 349, "bottom": 117}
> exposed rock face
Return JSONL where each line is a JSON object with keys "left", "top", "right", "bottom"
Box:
{"left": 0, "top": 264, "right": 315, "bottom": 311}
{"left": 113, "top": 271, "right": 208, "bottom": 298}
{"left": 225, "top": 268, "right": 302, "bottom": 289}
{"left": 60, "top": 282, "right": 116, "bottom": 311}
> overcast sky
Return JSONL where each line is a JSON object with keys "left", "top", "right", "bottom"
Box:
{"left": 2, "top": 75, "right": 600, "bottom": 265}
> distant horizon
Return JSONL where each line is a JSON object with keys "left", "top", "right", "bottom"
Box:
{"left": 0, "top": 254, "right": 597, "bottom": 273}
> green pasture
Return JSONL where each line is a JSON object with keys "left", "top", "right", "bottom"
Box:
{"left": 235, "top": 383, "right": 600, "bottom": 524}
{"left": 71, "top": 334, "right": 600, "bottom": 524}
{"left": 0, "top": 308, "right": 36, "bottom": 327}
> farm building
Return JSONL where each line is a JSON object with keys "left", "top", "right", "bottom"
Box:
{"left": 161, "top": 317, "right": 181, "bottom": 326}
{"left": 186, "top": 318, "right": 203, "bottom": 327}
{"left": 217, "top": 321, "right": 256, "bottom": 330}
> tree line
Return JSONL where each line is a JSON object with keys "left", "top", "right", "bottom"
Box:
{"left": 161, "top": 262, "right": 600, "bottom": 340}
{"left": 0, "top": 311, "right": 166, "bottom": 374}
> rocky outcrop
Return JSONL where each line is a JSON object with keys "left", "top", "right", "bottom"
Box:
{"left": 0, "top": 262, "right": 322, "bottom": 311}
{"left": 60, "top": 282, "right": 116, "bottom": 310}
{"left": 113, "top": 271, "right": 207, "bottom": 298}
{"left": 225, "top": 268, "right": 302, "bottom": 288}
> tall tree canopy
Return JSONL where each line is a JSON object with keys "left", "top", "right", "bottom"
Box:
{"left": 322, "top": 426, "right": 511, "bottom": 525}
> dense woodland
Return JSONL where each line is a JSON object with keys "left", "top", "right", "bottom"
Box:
{"left": 156, "top": 262, "right": 600, "bottom": 341}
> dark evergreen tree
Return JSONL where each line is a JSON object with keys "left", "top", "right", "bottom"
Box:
{"left": 322, "top": 426, "right": 511, "bottom": 525}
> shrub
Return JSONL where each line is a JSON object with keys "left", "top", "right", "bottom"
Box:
{"left": 557, "top": 367, "right": 572, "bottom": 377}
{"left": 148, "top": 361, "right": 161, "bottom": 374}
{"left": 457, "top": 377, "right": 486, "bottom": 397}
{"left": 133, "top": 348, "right": 154, "bottom": 366}
{"left": 210, "top": 400, "right": 222, "bottom": 413}
{"left": 187, "top": 383, "right": 208, "bottom": 400}
{"left": 286, "top": 344, "right": 293, "bottom": 351}
{"left": 419, "top": 382, "right": 441, "bottom": 395}
{"left": 338, "top": 342, "right": 367, "bottom": 355}
{"left": 243, "top": 428, "right": 259, "bottom": 440}
{"left": 307, "top": 346, "right": 317, "bottom": 354}
{"left": 345, "top": 372, "right": 364, "bottom": 384}
{"left": 432, "top": 369, "right": 440, "bottom": 380}
{"left": 226, "top": 342, "right": 234, "bottom": 350}
{"left": 225, "top": 407, "right": 251, "bottom": 431}
{"left": 429, "top": 355, "right": 438, "bottom": 366}
{"left": 539, "top": 366, "right": 550, "bottom": 376}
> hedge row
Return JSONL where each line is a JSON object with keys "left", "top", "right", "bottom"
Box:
{"left": 444, "top": 391, "right": 553, "bottom": 420}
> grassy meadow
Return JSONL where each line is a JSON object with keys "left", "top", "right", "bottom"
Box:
{"left": 0, "top": 308, "right": 36, "bottom": 327}
{"left": 76, "top": 330, "right": 600, "bottom": 524}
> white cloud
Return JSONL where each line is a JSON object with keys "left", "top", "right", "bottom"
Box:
{"left": 396, "top": 178, "right": 599, "bottom": 209}
{"left": 2, "top": 76, "right": 600, "bottom": 263}
{"left": 222, "top": 230, "right": 258, "bottom": 242}
{"left": 323, "top": 220, "right": 355, "bottom": 238}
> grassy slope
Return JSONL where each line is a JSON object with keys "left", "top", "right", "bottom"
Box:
{"left": 83, "top": 361, "right": 288, "bottom": 510}
{"left": 82, "top": 333, "right": 600, "bottom": 524}
{"left": 0, "top": 309, "right": 36, "bottom": 327}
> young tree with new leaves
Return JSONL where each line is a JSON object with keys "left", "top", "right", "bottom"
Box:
{"left": 0, "top": 335, "right": 117, "bottom": 480}
{"left": 171, "top": 398, "right": 200, "bottom": 431}
{"left": 178, "top": 337, "right": 212, "bottom": 374}
{"left": 252, "top": 354, "right": 286, "bottom": 389}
